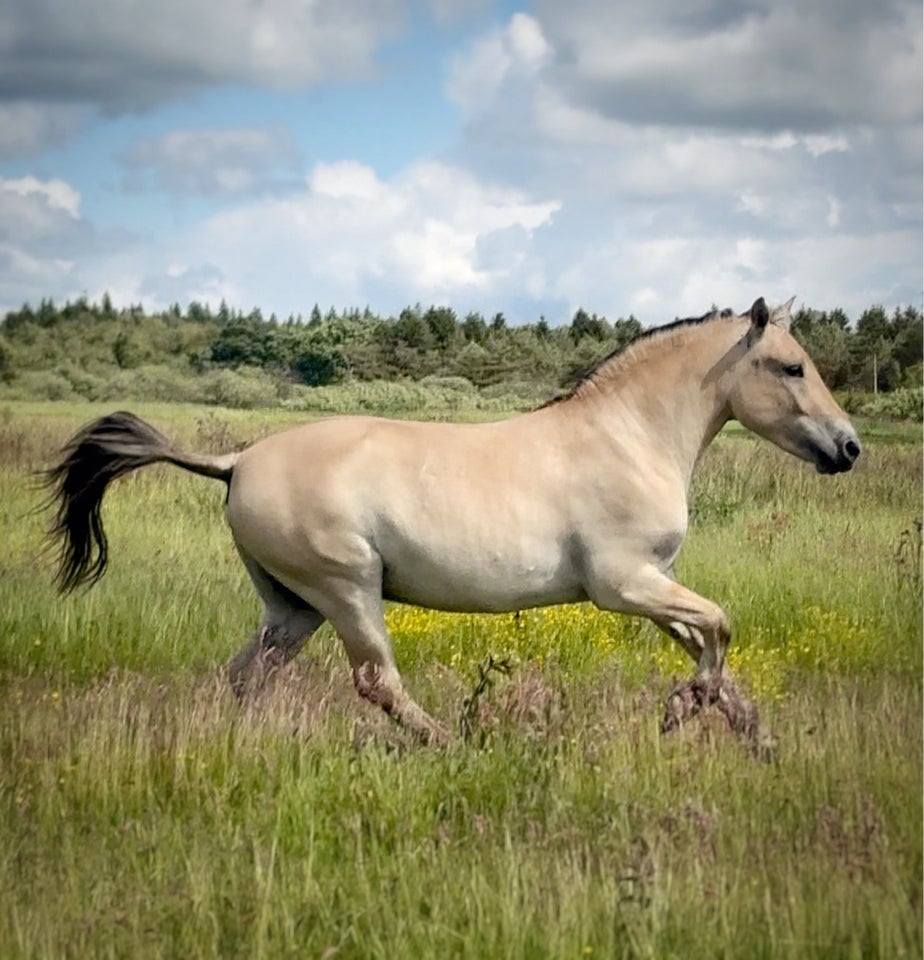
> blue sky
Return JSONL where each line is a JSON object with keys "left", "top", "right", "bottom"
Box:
{"left": 0, "top": 0, "right": 920, "bottom": 325}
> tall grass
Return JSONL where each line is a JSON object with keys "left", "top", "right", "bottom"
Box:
{"left": 0, "top": 401, "right": 920, "bottom": 959}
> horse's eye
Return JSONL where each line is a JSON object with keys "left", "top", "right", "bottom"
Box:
{"left": 782, "top": 363, "right": 804, "bottom": 378}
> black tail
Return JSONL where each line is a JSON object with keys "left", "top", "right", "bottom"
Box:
{"left": 44, "top": 411, "right": 237, "bottom": 592}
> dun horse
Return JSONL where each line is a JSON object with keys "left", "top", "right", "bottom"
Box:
{"left": 46, "top": 297, "right": 860, "bottom": 743}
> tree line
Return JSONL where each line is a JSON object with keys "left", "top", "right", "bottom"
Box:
{"left": 1, "top": 295, "right": 920, "bottom": 403}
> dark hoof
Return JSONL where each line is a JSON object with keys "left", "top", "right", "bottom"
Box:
{"left": 661, "top": 675, "right": 720, "bottom": 733}
{"left": 661, "top": 681, "right": 697, "bottom": 733}
{"left": 661, "top": 675, "right": 772, "bottom": 760}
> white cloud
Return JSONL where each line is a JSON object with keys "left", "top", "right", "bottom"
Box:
{"left": 1, "top": 145, "right": 918, "bottom": 323}
{"left": 737, "top": 192, "right": 767, "bottom": 217}
{"left": 310, "top": 161, "right": 393, "bottom": 204}
{"left": 803, "top": 134, "right": 850, "bottom": 158}
{"left": 425, "top": 0, "right": 492, "bottom": 24}
{"left": 535, "top": 0, "right": 922, "bottom": 132}
{"left": 1, "top": 176, "right": 81, "bottom": 218}
{"left": 443, "top": 6, "right": 921, "bottom": 319}
{"left": 0, "top": 4, "right": 919, "bottom": 326}
{"left": 132, "top": 159, "right": 562, "bottom": 314}
{"left": 139, "top": 263, "right": 226, "bottom": 307}
{"left": 0, "top": 175, "right": 91, "bottom": 311}
{"left": 548, "top": 218, "right": 923, "bottom": 322}
{"left": 740, "top": 131, "right": 852, "bottom": 157}
{"left": 0, "top": 245, "right": 74, "bottom": 284}
{"left": 507, "top": 12, "right": 552, "bottom": 65}
{"left": 448, "top": 13, "right": 550, "bottom": 115}
{"left": 392, "top": 218, "right": 485, "bottom": 290}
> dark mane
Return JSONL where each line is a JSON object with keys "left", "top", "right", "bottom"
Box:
{"left": 537, "top": 307, "right": 736, "bottom": 409}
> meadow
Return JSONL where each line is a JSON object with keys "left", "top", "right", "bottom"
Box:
{"left": 0, "top": 400, "right": 921, "bottom": 959}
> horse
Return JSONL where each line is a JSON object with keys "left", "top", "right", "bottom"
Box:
{"left": 45, "top": 297, "right": 860, "bottom": 743}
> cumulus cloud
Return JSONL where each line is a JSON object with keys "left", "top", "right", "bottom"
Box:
{"left": 448, "top": 13, "right": 551, "bottom": 116}
{"left": 538, "top": 219, "right": 921, "bottom": 322}
{"left": 121, "top": 127, "right": 302, "bottom": 196}
{"left": 0, "top": 3, "right": 919, "bottom": 323}
{"left": 0, "top": 246, "right": 77, "bottom": 312}
{"left": 141, "top": 159, "right": 561, "bottom": 314}
{"left": 0, "top": 176, "right": 81, "bottom": 220}
{"left": 0, "top": 0, "right": 403, "bottom": 112}
{"left": 0, "top": 175, "right": 92, "bottom": 311}
{"left": 536, "top": 0, "right": 921, "bottom": 132}
{"left": 138, "top": 263, "right": 226, "bottom": 306}
{"left": 0, "top": 157, "right": 562, "bottom": 319}
{"left": 441, "top": 4, "right": 921, "bottom": 318}
{"left": 425, "top": 0, "right": 493, "bottom": 24}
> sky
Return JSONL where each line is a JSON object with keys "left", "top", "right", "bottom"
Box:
{"left": 0, "top": 0, "right": 921, "bottom": 326}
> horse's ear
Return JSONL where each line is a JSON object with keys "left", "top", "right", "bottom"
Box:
{"left": 769, "top": 295, "right": 796, "bottom": 332}
{"left": 748, "top": 297, "right": 770, "bottom": 340}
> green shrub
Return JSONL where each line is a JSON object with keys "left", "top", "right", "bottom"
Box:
{"left": 418, "top": 375, "right": 478, "bottom": 395}
{"left": 859, "top": 387, "right": 923, "bottom": 422}
{"left": 99, "top": 365, "right": 200, "bottom": 403}
{"left": 481, "top": 379, "right": 551, "bottom": 404}
{"left": 198, "top": 368, "right": 279, "bottom": 409}
{"left": 0, "top": 369, "right": 79, "bottom": 401}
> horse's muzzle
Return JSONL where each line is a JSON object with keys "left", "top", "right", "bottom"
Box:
{"left": 814, "top": 432, "right": 861, "bottom": 474}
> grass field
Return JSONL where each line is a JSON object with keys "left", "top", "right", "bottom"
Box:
{"left": 1, "top": 401, "right": 921, "bottom": 959}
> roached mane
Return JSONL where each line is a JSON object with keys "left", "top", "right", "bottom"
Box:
{"left": 538, "top": 306, "right": 736, "bottom": 409}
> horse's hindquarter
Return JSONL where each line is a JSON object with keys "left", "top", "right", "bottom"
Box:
{"left": 227, "top": 414, "right": 588, "bottom": 612}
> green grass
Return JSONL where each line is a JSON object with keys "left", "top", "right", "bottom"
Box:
{"left": 0, "top": 401, "right": 921, "bottom": 959}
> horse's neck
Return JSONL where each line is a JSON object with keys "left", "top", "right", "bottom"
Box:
{"left": 574, "top": 324, "right": 737, "bottom": 487}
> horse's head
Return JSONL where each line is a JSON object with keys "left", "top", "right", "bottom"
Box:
{"left": 728, "top": 297, "right": 860, "bottom": 474}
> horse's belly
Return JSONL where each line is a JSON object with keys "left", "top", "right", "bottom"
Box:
{"left": 380, "top": 544, "right": 585, "bottom": 613}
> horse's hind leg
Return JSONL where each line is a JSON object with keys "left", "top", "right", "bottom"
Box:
{"left": 228, "top": 554, "right": 326, "bottom": 698}
{"left": 315, "top": 579, "right": 450, "bottom": 746}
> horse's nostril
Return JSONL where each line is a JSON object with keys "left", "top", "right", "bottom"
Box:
{"left": 845, "top": 439, "right": 861, "bottom": 461}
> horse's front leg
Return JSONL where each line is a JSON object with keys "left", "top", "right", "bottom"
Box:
{"left": 590, "top": 563, "right": 731, "bottom": 679}
{"left": 653, "top": 620, "right": 706, "bottom": 664}
{"left": 587, "top": 563, "right": 738, "bottom": 725}
{"left": 600, "top": 565, "right": 765, "bottom": 746}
